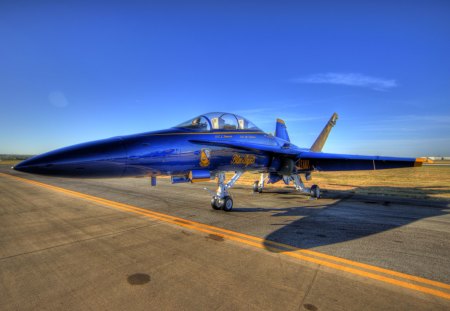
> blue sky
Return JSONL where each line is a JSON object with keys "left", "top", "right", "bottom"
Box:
{"left": 1, "top": 0, "right": 449, "bottom": 156}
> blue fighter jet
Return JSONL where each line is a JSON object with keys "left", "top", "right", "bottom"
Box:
{"left": 14, "top": 112, "right": 423, "bottom": 211}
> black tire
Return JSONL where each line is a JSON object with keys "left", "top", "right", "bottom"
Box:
{"left": 252, "top": 181, "right": 259, "bottom": 192}
{"left": 222, "top": 196, "right": 233, "bottom": 212}
{"left": 211, "top": 197, "right": 222, "bottom": 210}
{"left": 310, "top": 184, "right": 321, "bottom": 198}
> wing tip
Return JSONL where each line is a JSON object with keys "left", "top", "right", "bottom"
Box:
{"left": 414, "top": 157, "right": 432, "bottom": 167}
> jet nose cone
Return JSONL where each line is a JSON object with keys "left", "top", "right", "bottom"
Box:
{"left": 12, "top": 137, "right": 128, "bottom": 178}
{"left": 13, "top": 159, "right": 33, "bottom": 172}
{"left": 13, "top": 153, "right": 60, "bottom": 174}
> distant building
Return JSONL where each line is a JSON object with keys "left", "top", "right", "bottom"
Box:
{"left": 426, "top": 157, "right": 450, "bottom": 160}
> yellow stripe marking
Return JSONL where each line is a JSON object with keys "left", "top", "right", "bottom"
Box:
{"left": 1, "top": 172, "right": 449, "bottom": 300}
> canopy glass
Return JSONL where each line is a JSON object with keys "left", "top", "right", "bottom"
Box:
{"left": 175, "top": 112, "right": 262, "bottom": 132}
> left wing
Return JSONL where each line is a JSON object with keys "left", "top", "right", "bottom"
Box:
{"left": 298, "top": 151, "right": 424, "bottom": 171}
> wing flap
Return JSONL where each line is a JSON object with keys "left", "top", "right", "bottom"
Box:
{"left": 298, "top": 151, "right": 422, "bottom": 171}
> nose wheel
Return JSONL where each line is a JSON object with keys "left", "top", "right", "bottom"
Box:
{"left": 211, "top": 196, "right": 233, "bottom": 211}
{"left": 211, "top": 197, "right": 223, "bottom": 210}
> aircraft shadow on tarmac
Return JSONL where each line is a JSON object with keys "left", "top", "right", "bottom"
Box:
{"left": 233, "top": 186, "right": 450, "bottom": 252}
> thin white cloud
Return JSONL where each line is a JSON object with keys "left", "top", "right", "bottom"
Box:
{"left": 293, "top": 73, "right": 397, "bottom": 91}
{"left": 384, "top": 115, "right": 450, "bottom": 123}
{"left": 49, "top": 91, "right": 69, "bottom": 107}
{"left": 333, "top": 137, "right": 450, "bottom": 156}
{"left": 355, "top": 115, "right": 450, "bottom": 132}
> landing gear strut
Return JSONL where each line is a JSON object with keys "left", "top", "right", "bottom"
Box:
{"left": 252, "top": 173, "right": 265, "bottom": 193}
{"left": 291, "top": 174, "right": 320, "bottom": 199}
{"left": 252, "top": 173, "right": 321, "bottom": 198}
{"left": 209, "top": 171, "right": 242, "bottom": 211}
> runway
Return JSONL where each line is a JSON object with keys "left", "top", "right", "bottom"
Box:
{"left": 0, "top": 165, "right": 449, "bottom": 310}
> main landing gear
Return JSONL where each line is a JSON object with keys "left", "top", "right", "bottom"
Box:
{"left": 252, "top": 173, "right": 321, "bottom": 199}
{"left": 209, "top": 171, "right": 242, "bottom": 212}
{"left": 292, "top": 174, "right": 321, "bottom": 199}
{"left": 252, "top": 172, "right": 265, "bottom": 193}
{"left": 310, "top": 184, "right": 320, "bottom": 199}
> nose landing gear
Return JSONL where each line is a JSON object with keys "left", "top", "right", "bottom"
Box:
{"left": 209, "top": 171, "right": 242, "bottom": 212}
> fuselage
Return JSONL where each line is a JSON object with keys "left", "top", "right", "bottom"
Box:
{"left": 13, "top": 127, "right": 304, "bottom": 178}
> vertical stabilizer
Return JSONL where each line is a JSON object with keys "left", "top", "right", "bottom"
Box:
{"left": 275, "top": 119, "right": 290, "bottom": 142}
{"left": 310, "top": 113, "right": 338, "bottom": 152}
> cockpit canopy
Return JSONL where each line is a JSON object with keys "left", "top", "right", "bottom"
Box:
{"left": 175, "top": 112, "right": 263, "bottom": 132}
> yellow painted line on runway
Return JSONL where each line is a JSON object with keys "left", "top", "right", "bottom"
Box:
{"left": 2, "top": 172, "right": 450, "bottom": 300}
{"left": 204, "top": 227, "right": 450, "bottom": 291}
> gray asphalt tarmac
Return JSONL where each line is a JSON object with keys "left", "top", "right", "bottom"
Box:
{"left": 1, "top": 165, "right": 449, "bottom": 310}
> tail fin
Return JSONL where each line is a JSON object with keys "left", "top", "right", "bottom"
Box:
{"left": 310, "top": 113, "right": 338, "bottom": 152}
{"left": 275, "top": 118, "right": 290, "bottom": 142}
